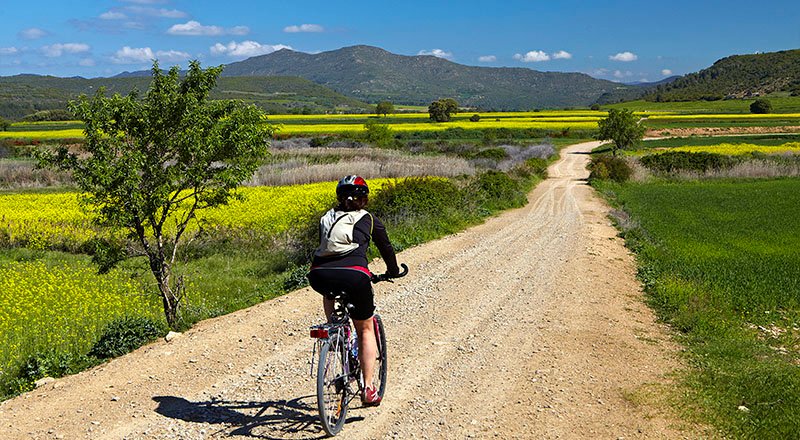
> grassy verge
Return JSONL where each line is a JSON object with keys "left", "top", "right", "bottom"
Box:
{"left": 595, "top": 178, "right": 800, "bottom": 437}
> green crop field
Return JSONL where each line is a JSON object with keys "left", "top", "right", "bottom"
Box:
{"left": 606, "top": 96, "right": 800, "bottom": 114}
{"left": 599, "top": 178, "right": 800, "bottom": 437}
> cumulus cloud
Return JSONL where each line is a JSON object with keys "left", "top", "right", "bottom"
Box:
{"left": 613, "top": 70, "right": 633, "bottom": 79}
{"left": 111, "top": 46, "right": 190, "bottom": 64}
{"left": 661, "top": 69, "right": 673, "bottom": 76}
{"left": 42, "top": 43, "right": 91, "bottom": 57}
{"left": 79, "top": 58, "right": 96, "bottom": 67}
{"left": 418, "top": 49, "right": 453, "bottom": 60}
{"left": 168, "top": 20, "right": 249, "bottom": 36}
{"left": 609, "top": 51, "right": 638, "bottom": 62}
{"left": 514, "top": 50, "right": 550, "bottom": 62}
{"left": 100, "top": 11, "right": 127, "bottom": 20}
{"left": 552, "top": 50, "right": 572, "bottom": 60}
{"left": 18, "top": 28, "right": 48, "bottom": 40}
{"left": 210, "top": 41, "right": 292, "bottom": 58}
{"left": 478, "top": 55, "right": 497, "bottom": 62}
{"left": 0, "top": 47, "right": 19, "bottom": 55}
{"left": 283, "top": 24, "right": 324, "bottom": 33}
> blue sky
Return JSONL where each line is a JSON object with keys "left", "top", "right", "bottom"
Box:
{"left": 1, "top": 0, "right": 799, "bottom": 82}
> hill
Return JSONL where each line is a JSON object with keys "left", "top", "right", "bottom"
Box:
{"left": 221, "top": 45, "right": 640, "bottom": 110}
{"left": 0, "top": 75, "right": 369, "bottom": 119}
{"left": 644, "top": 49, "right": 800, "bottom": 101}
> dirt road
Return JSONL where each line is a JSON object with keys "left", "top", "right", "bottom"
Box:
{"left": 0, "top": 141, "right": 694, "bottom": 439}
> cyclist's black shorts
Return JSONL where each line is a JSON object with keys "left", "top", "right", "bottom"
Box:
{"left": 307, "top": 267, "right": 374, "bottom": 320}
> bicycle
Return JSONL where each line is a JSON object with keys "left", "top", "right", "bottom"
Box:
{"left": 309, "top": 263, "right": 408, "bottom": 436}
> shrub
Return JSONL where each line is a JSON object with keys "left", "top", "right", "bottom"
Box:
{"left": 470, "top": 170, "right": 526, "bottom": 212}
{"left": 588, "top": 155, "right": 632, "bottom": 182}
{"left": 469, "top": 114, "right": 481, "bottom": 122}
{"left": 21, "top": 109, "right": 72, "bottom": 122}
{"left": 474, "top": 147, "right": 508, "bottom": 161}
{"left": 639, "top": 151, "right": 739, "bottom": 174}
{"left": 590, "top": 104, "right": 601, "bottom": 111}
{"left": 750, "top": 98, "right": 773, "bottom": 114}
{"left": 370, "top": 177, "right": 462, "bottom": 222}
{"left": 89, "top": 316, "right": 167, "bottom": 359}
{"left": 524, "top": 157, "right": 548, "bottom": 177}
{"left": 363, "top": 120, "right": 394, "bottom": 147}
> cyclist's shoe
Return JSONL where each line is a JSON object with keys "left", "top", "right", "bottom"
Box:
{"left": 362, "top": 386, "right": 382, "bottom": 406}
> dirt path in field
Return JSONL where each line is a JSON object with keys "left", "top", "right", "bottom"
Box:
{"left": 0, "top": 141, "right": 701, "bottom": 439}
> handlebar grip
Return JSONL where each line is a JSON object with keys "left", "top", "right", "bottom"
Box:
{"left": 371, "top": 263, "right": 409, "bottom": 283}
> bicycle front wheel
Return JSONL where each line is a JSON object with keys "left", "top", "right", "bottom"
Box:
{"left": 371, "top": 314, "right": 388, "bottom": 398}
{"left": 317, "top": 335, "right": 348, "bottom": 436}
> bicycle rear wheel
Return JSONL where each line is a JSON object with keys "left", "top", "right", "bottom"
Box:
{"left": 317, "top": 335, "right": 348, "bottom": 436}
{"left": 371, "top": 314, "right": 388, "bottom": 398}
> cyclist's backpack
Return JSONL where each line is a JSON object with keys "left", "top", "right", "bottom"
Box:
{"left": 314, "top": 209, "right": 373, "bottom": 258}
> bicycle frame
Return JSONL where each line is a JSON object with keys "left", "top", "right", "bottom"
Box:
{"left": 310, "top": 302, "right": 362, "bottom": 401}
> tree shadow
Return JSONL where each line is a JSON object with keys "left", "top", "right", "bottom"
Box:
{"left": 152, "top": 395, "right": 365, "bottom": 440}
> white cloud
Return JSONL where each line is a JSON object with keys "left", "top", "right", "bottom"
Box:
{"left": 609, "top": 51, "right": 638, "bottom": 62}
{"left": 168, "top": 21, "right": 249, "bottom": 36}
{"left": 552, "top": 50, "right": 572, "bottom": 60}
{"left": 283, "top": 24, "right": 324, "bottom": 33}
{"left": 42, "top": 43, "right": 91, "bottom": 57}
{"left": 18, "top": 28, "right": 48, "bottom": 40}
{"left": 79, "top": 58, "right": 96, "bottom": 67}
{"left": 210, "top": 41, "right": 292, "bottom": 58}
{"left": 661, "top": 69, "right": 673, "bottom": 76}
{"left": 613, "top": 70, "right": 633, "bottom": 78}
{"left": 0, "top": 47, "right": 19, "bottom": 55}
{"left": 110, "top": 46, "right": 189, "bottom": 64}
{"left": 418, "top": 49, "right": 453, "bottom": 60}
{"left": 478, "top": 55, "right": 496, "bottom": 62}
{"left": 125, "top": 6, "right": 186, "bottom": 18}
{"left": 513, "top": 50, "right": 550, "bottom": 62}
{"left": 100, "top": 11, "right": 127, "bottom": 20}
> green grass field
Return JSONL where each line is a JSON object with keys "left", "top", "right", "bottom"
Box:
{"left": 606, "top": 95, "right": 800, "bottom": 114}
{"left": 599, "top": 178, "right": 800, "bottom": 437}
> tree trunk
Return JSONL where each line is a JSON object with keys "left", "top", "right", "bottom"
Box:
{"left": 150, "top": 256, "right": 182, "bottom": 330}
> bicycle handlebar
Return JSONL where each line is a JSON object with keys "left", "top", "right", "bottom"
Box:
{"left": 371, "top": 263, "right": 408, "bottom": 284}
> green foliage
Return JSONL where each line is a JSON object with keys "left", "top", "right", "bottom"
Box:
{"left": 750, "top": 98, "right": 773, "bottom": 114}
{"left": 601, "top": 179, "right": 800, "bottom": 437}
{"left": 469, "top": 114, "right": 480, "bottom": 122}
{"left": 363, "top": 119, "right": 394, "bottom": 147}
{"left": 470, "top": 170, "right": 526, "bottom": 212}
{"left": 370, "top": 177, "right": 462, "bottom": 222}
{"left": 588, "top": 155, "right": 632, "bottom": 182}
{"left": 428, "top": 98, "right": 459, "bottom": 122}
{"left": 89, "top": 316, "right": 166, "bottom": 359}
{"left": 21, "top": 109, "right": 73, "bottom": 122}
{"left": 474, "top": 147, "right": 508, "bottom": 161}
{"left": 596, "top": 108, "right": 645, "bottom": 155}
{"left": 590, "top": 104, "right": 601, "bottom": 111}
{"left": 639, "top": 151, "right": 739, "bottom": 174}
{"left": 0, "top": 117, "right": 10, "bottom": 131}
{"left": 375, "top": 101, "right": 394, "bottom": 117}
{"left": 37, "top": 60, "right": 273, "bottom": 329}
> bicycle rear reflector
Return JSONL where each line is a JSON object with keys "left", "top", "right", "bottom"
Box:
{"left": 310, "top": 328, "right": 329, "bottom": 338}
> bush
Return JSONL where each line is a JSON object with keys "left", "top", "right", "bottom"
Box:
{"left": 750, "top": 98, "right": 773, "bottom": 114}
{"left": 524, "top": 157, "right": 548, "bottom": 177}
{"left": 470, "top": 170, "right": 526, "bottom": 212}
{"left": 588, "top": 155, "right": 632, "bottom": 182}
{"left": 590, "top": 104, "right": 601, "bottom": 111}
{"left": 89, "top": 316, "right": 167, "bottom": 359}
{"left": 469, "top": 114, "right": 480, "bottom": 122}
{"left": 639, "top": 151, "right": 739, "bottom": 174}
{"left": 21, "top": 109, "right": 72, "bottom": 122}
{"left": 474, "top": 147, "right": 508, "bottom": 161}
{"left": 363, "top": 120, "right": 394, "bottom": 147}
{"left": 370, "top": 177, "right": 462, "bottom": 222}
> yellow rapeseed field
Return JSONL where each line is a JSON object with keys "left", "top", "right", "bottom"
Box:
{"left": 671, "top": 142, "right": 800, "bottom": 155}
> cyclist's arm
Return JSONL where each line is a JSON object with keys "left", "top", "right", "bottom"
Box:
{"left": 371, "top": 215, "right": 400, "bottom": 276}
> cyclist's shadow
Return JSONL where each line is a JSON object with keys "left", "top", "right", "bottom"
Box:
{"left": 152, "top": 395, "right": 364, "bottom": 439}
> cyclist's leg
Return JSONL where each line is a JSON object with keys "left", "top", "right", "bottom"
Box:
{"left": 353, "top": 317, "right": 378, "bottom": 386}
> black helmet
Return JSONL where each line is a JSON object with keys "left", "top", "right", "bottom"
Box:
{"left": 336, "top": 175, "right": 369, "bottom": 198}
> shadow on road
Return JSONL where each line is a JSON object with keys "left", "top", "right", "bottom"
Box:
{"left": 152, "top": 395, "right": 363, "bottom": 439}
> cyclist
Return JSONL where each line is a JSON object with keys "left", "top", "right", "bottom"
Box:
{"left": 307, "top": 175, "right": 400, "bottom": 406}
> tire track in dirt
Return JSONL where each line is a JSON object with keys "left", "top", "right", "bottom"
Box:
{"left": 0, "top": 141, "right": 699, "bottom": 439}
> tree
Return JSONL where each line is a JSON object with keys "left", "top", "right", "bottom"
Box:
{"left": 40, "top": 61, "right": 272, "bottom": 329}
{"left": 364, "top": 119, "right": 394, "bottom": 147}
{"left": 750, "top": 98, "right": 773, "bottom": 114}
{"left": 0, "top": 117, "right": 10, "bottom": 131}
{"left": 596, "top": 108, "right": 645, "bottom": 156}
{"left": 375, "top": 101, "right": 394, "bottom": 117}
{"left": 428, "top": 98, "right": 458, "bottom": 122}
